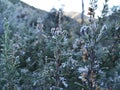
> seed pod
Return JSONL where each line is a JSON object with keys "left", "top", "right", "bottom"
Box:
{"left": 88, "top": 12, "right": 93, "bottom": 15}
{"left": 87, "top": 12, "right": 95, "bottom": 17}
{"left": 82, "top": 55, "right": 87, "bottom": 62}
{"left": 88, "top": 7, "right": 94, "bottom": 12}
{"left": 81, "top": 72, "right": 87, "bottom": 81}
{"left": 82, "top": 49, "right": 88, "bottom": 62}
{"left": 88, "top": 7, "right": 95, "bottom": 17}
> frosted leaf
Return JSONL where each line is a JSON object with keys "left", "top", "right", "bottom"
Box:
{"left": 63, "top": 38, "right": 68, "bottom": 44}
{"left": 62, "top": 30, "right": 68, "bottom": 37}
{"left": 20, "top": 50, "right": 25, "bottom": 55}
{"left": 52, "top": 36, "right": 56, "bottom": 39}
{"left": 116, "top": 26, "right": 120, "bottom": 31}
{"left": 78, "top": 66, "right": 88, "bottom": 73}
{"left": 16, "top": 56, "right": 19, "bottom": 59}
{"left": 33, "top": 80, "right": 38, "bottom": 86}
{"left": 80, "top": 25, "right": 93, "bottom": 38}
{"left": 55, "top": 30, "right": 61, "bottom": 36}
{"left": 26, "top": 57, "right": 31, "bottom": 62}
{"left": 101, "top": 24, "right": 107, "bottom": 31}
{"left": 21, "top": 68, "right": 28, "bottom": 74}
{"left": 51, "top": 28, "right": 55, "bottom": 35}
{"left": 15, "top": 56, "right": 20, "bottom": 65}
{"left": 80, "top": 25, "right": 88, "bottom": 36}
{"left": 109, "top": 77, "right": 113, "bottom": 82}
{"left": 97, "top": 24, "right": 107, "bottom": 41}
{"left": 69, "top": 56, "right": 77, "bottom": 64}
{"left": 62, "top": 81, "right": 68, "bottom": 87}
{"left": 73, "top": 43, "right": 78, "bottom": 49}
{"left": 78, "top": 76, "right": 82, "bottom": 79}
{"left": 60, "top": 77, "right": 68, "bottom": 87}
{"left": 13, "top": 44, "right": 20, "bottom": 49}
{"left": 61, "top": 63, "right": 66, "bottom": 68}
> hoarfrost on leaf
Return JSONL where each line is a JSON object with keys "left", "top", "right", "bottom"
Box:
{"left": 60, "top": 77, "right": 68, "bottom": 88}
{"left": 21, "top": 68, "right": 28, "bottom": 74}
{"left": 78, "top": 66, "right": 88, "bottom": 73}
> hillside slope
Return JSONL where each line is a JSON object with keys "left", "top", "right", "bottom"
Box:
{"left": 0, "top": 0, "right": 81, "bottom": 39}
{"left": 64, "top": 11, "right": 89, "bottom": 23}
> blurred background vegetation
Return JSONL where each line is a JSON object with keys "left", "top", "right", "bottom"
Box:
{"left": 0, "top": 0, "right": 120, "bottom": 90}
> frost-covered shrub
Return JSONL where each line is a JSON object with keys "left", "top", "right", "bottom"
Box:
{"left": 0, "top": 0, "right": 120, "bottom": 90}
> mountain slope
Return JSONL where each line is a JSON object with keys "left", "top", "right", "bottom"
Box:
{"left": 64, "top": 11, "right": 89, "bottom": 23}
{"left": 0, "top": 0, "right": 81, "bottom": 42}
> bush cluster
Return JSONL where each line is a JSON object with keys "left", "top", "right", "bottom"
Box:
{"left": 0, "top": 0, "right": 120, "bottom": 90}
